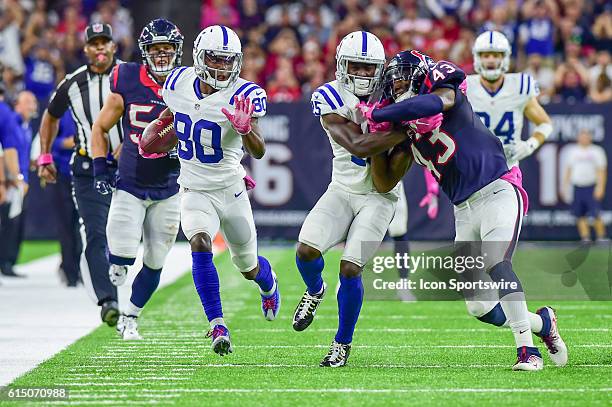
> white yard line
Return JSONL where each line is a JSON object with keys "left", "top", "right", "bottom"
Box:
{"left": 0, "top": 243, "right": 193, "bottom": 386}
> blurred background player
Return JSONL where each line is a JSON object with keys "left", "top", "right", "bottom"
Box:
{"left": 293, "top": 31, "right": 409, "bottom": 367}
{"left": 47, "top": 111, "right": 81, "bottom": 287}
{"left": 363, "top": 49, "right": 567, "bottom": 371}
{"left": 0, "top": 91, "right": 37, "bottom": 278}
{"left": 91, "top": 19, "right": 184, "bottom": 340}
{"left": 467, "top": 31, "right": 553, "bottom": 170}
{"left": 160, "top": 25, "right": 280, "bottom": 355}
{"left": 37, "top": 23, "right": 122, "bottom": 326}
{"left": 563, "top": 129, "right": 608, "bottom": 243}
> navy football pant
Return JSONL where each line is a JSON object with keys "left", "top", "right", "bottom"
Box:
{"left": 72, "top": 156, "right": 116, "bottom": 305}
{"left": 48, "top": 173, "right": 82, "bottom": 285}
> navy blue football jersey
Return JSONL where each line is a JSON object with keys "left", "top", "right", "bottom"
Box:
{"left": 410, "top": 61, "right": 509, "bottom": 205}
{"left": 110, "top": 62, "right": 179, "bottom": 200}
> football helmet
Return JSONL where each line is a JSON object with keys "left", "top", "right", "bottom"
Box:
{"left": 383, "top": 49, "right": 434, "bottom": 102}
{"left": 138, "top": 18, "right": 184, "bottom": 76}
{"left": 193, "top": 25, "right": 243, "bottom": 89}
{"left": 335, "top": 31, "right": 385, "bottom": 96}
{"left": 473, "top": 31, "right": 511, "bottom": 81}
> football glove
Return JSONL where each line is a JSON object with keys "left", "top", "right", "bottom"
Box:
{"left": 511, "top": 137, "right": 539, "bottom": 162}
{"left": 356, "top": 100, "right": 391, "bottom": 133}
{"left": 222, "top": 95, "right": 254, "bottom": 135}
{"left": 93, "top": 157, "right": 115, "bottom": 195}
{"left": 409, "top": 113, "right": 443, "bottom": 134}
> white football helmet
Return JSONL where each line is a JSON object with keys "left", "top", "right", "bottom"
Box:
{"left": 335, "top": 31, "right": 385, "bottom": 96}
{"left": 193, "top": 25, "right": 243, "bottom": 89}
{"left": 473, "top": 30, "right": 511, "bottom": 81}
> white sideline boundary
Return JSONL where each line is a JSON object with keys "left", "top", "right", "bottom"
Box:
{"left": 0, "top": 243, "right": 193, "bottom": 386}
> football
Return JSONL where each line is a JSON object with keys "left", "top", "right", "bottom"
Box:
{"left": 140, "top": 115, "right": 177, "bottom": 154}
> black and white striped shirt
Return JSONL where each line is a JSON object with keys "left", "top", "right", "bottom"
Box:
{"left": 47, "top": 60, "right": 123, "bottom": 158}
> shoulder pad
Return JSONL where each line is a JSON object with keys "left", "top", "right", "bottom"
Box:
{"left": 423, "top": 61, "right": 466, "bottom": 93}
{"left": 227, "top": 80, "right": 265, "bottom": 106}
{"left": 110, "top": 62, "right": 144, "bottom": 94}
{"left": 163, "top": 66, "right": 190, "bottom": 92}
{"left": 311, "top": 83, "right": 345, "bottom": 116}
{"left": 518, "top": 73, "right": 539, "bottom": 98}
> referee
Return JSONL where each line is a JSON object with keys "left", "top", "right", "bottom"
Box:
{"left": 37, "top": 23, "right": 122, "bottom": 326}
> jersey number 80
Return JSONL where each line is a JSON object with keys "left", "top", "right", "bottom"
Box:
{"left": 174, "top": 112, "right": 223, "bottom": 164}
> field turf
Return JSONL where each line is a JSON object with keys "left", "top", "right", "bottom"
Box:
{"left": 3, "top": 246, "right": 611, "bottom": 406}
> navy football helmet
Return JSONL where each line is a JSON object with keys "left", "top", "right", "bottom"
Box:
{"left": 138, "top": 19, "right": 184, "bottom": 76}
{"left": 383, "top": 50, "right": 434, "bottom": 102}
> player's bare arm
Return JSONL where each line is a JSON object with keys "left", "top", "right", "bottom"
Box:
{"left": 371, "top": 139, "right": 414, "bottom": 193}
{"left": 321, "top": 113, "right": 407, "bottom": 158}
{"left": 241, "top": 118, "right": 265, "bottom": 159}
{"left": 524, "top": 97, "right": 553, "bottom": 145}
{"left": 595, "top": 166, "right": 607, "bottom": 201}
{"left": 37, "top": 110, "right": 61, "bottom": 182}
{"left": 91, "top": 92, "right": 125, "bottom": 159}
{"left": 511, "top": 96, "right": 553, "bottom": 161}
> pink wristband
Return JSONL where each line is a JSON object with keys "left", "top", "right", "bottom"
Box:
{"left": 37, "top": 153, "right": 53, "bottom": 166}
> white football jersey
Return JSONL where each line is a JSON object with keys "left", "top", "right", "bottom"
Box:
{"left": 311, "top": 80, "right": 399, "bottom": 196}
{"left": 466, "top": 72, "right": 539, "bottom": 167}
{"left": 161, "top": 66, "right": 267, "bottom": 191}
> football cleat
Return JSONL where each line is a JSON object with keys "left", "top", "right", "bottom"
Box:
{"left": 116, "top": 314, "right": 143, "bottom": 340}
{"left": 293, "top": 282, "right": 327, "bottom": 331}
{"left": 261, "top": 271, "right": 281, "bottom": 321}
{"left": 536, "top": 306, "right": 568, "bottom": 367}
{"left": 100, "top": 300, "right": 119, "bottom": 327}
{"left": 512, "top": 346, "right": 544, "bottom": 371}
{"left": 109, "top": 265, "right": 128, "bottom": 286}
{"left": 206, "top": 325, "right": 233, "bottom": 356}
{"left": 320, "top": 341, "right": 351, "bottom": 367}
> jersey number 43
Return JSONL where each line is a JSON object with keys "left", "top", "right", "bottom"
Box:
{"left": 174, "top": 112, "right": 223, "bottom": 164}
{"left": 411, "top": 129, "right": 456, "bottom": 180}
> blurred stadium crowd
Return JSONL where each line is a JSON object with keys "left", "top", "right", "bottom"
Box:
{"left": 0, "top": 0, "right": 611, "bottom": 109}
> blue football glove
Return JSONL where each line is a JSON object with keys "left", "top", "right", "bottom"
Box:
{"left": 168, "top": 147, "right": 179, "bottom": 160}
{"left": 93, "top": 157, "right": 115, "bottom": 195}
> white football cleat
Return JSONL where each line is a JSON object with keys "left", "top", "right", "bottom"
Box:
{"left": 109, "top": 265, "right": 128, "bottom": 286}
{"left": 537, "top": 306, "right": 568, "bottom": 367}
{"left": 116, "top": 315, "right": 142, "bottom": 340}
{"left": 512, "top": 346, "right": 543, "bottom": 371}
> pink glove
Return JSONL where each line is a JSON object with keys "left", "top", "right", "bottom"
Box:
{"left": 244, "top": 175, "right": 256, "bottom": 191}
{"left": 409, "top": 113, "right": 443, "bottom": 134}
{"left": 221, "top": 95, "right": 254, "bottom": 135}
{"left": 419, "top": 169, "right": 440, "bottom": 219}
{"left": 356, "top": 100, "right": 391, "bottom": 133}
{"left": 459, "top": 79, "right": 467, "bottom": 95}
{"left": 138, "top": 145, "right": 167, "bottom": 159}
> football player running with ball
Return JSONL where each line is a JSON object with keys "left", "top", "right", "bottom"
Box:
{"left": 293, "top": 31, "right": 410, "bottom": 367}
{"left": 359, "top": 50, "right": 567, "bottom": 371}
{"left": 158, "top": 25, "right": 279, "bottom": 356}
{"left": 91, "top": 19, "right": 184, "bottom": 340}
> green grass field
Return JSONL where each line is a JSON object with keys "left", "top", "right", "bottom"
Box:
{"left": 3, "top": 245, "right": 611, "bottom": 406}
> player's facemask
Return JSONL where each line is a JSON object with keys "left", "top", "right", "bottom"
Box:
{"left": 338, "top": 59, "right": 383, "bottom": 96}
{"left": 475, "top": 52, "right": 506, "bottom": 81}
{"left": 144, "top": 44, "right": 178, "bottom": 76}
{"left": 384, "top": 63, "right": 427, "bottom": 102}
{"left": 194, "top": 49, "right": 243, "bottom": 89}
